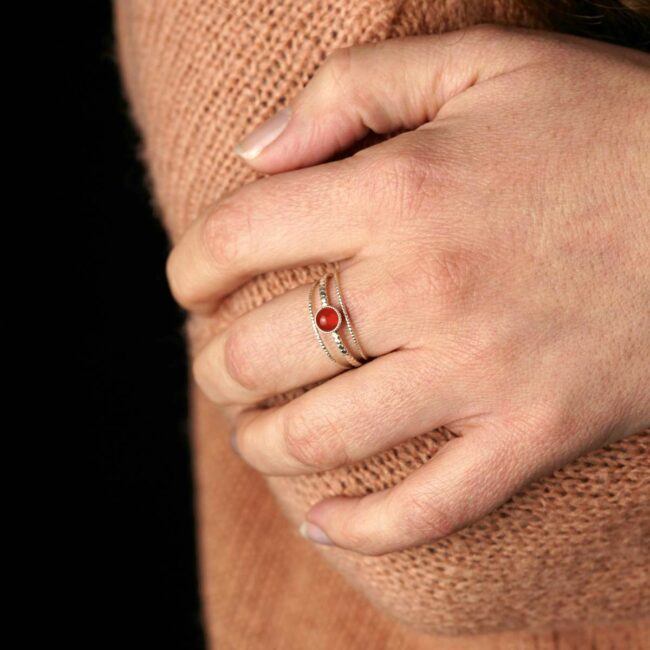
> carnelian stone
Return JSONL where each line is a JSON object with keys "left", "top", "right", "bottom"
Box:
{"left": 316, "top": 306, "right": 340, "bottom": 332}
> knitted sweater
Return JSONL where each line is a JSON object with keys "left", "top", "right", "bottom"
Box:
{"left": 113, "top": 1, "right": 650, "bottom": 646}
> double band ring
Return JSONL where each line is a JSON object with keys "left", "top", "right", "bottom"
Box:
{"left": 308, "top": 269, "right": 369, "bottom": 369}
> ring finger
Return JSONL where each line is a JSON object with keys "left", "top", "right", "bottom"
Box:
{"left": 192, "top": 258, "right": 416, "bottom": 406}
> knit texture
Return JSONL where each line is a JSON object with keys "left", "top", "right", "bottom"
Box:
{"left": 114, "top": 0, "right": 650, "bottom": 638}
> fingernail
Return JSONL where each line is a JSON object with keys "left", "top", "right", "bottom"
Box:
{"left": 299, "top": 521, "right": 333, "bottom": 546}
{"left": 230, "top": 430, "right": 240, "bottom": 456}
{"left": 234, "top": 107, "right": 292, "bottom": 160}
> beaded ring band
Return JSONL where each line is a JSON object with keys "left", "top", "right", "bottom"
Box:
{"left": 308, "top": 270, "right": 367, "bottom": 368}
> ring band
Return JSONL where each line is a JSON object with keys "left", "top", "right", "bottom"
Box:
{"left": 308, "top": 270, "right": 367, "bottom": 368}
{"left": 332, "top": 269, "right": 368, "bottom": 362}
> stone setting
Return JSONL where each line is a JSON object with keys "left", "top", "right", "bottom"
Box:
{"left": 315, "top": 305, "right": 341, "bottom": 333}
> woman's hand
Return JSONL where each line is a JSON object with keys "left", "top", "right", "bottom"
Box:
{"left": 166, "top": 26, "right": 650, "bottom": 555}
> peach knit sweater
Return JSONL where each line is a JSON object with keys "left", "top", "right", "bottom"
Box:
{"left": 114, "top": 1, "right": 650, "bottom": 647}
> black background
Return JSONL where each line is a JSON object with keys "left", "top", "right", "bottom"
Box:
{"left": 86, "top": 4, "right": 204, "bottom": 648}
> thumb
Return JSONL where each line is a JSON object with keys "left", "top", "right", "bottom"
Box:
{"left": 233, "top": 25, "right": 539, "bottom": 173}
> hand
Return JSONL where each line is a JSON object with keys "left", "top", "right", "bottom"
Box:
{"left": 166, "top": 26, "right": 650, "bottom": 555}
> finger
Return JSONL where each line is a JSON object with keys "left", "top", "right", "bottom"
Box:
{"left": 165, "top": 155, "right": 370, "bottom": 314}
{"left": 233, "top": 25, "right": 541, "bottom": 173}
{"left": 300, "top": 420, "right": 581, "bottom": 555}
{"left": 192, "top": 259, "right": 413, "bottom": 406}
{"left": 232, "top": 347, "right": 465, "bottom": 476}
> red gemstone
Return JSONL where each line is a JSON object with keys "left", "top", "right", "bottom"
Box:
{"left": 316, "top": 306, "right": 340, "bottom": 332}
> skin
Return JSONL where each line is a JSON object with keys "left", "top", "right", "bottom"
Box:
{"left": 166, "top": 26, "right": 650, "bottom": 556}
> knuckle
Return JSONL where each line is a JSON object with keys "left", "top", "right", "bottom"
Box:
{"left": 513, "top": 404, "right": 571, "bottom": 448}
{"left": 391, "top": 246, "right": 478, "bottom": 318}
{"left": 223, "top": 328, "right": 258, "bottom": 391}
{"left": 200, "top": 201, "right": 253, "bottom": 271}
{"left": 399, "top": 490, "right": 457, "bottom": 541}
{"left": 353, "top": 147, "right": 434, "bottom": 223}
{"left": 282, "top": 409, "right": 348, "bottom": 470}
{"left": 381, "top": 148, "right": 431, "bottom": 204}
